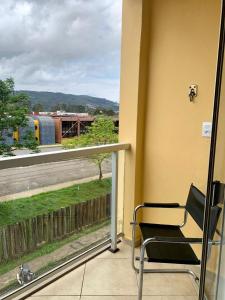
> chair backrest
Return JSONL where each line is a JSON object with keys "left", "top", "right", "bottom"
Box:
{"left": 186, "top": 184, "right": 221, "bottom": 240}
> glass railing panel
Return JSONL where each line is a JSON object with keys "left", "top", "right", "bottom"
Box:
{"left": 0, "top": 152, "right": 116, "bottom": 297}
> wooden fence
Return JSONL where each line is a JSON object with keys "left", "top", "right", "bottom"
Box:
{"left": 0, "top": 194, "right": 111, "bottom": 262}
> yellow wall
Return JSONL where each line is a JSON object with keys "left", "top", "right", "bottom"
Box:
{"left": 119, "top": 0, "right": 148, "bottom": 239}
{"left": 119, "top": 0, "right": 221, "bottom": 242}
{"left": 142, "top": 0, "right": 220, "bottom": 238}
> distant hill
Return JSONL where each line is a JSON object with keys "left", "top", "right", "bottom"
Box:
{"left": 16, "top": 90, "right": 119, "bottom": 112}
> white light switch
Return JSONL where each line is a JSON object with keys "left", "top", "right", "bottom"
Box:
{"left": 202, "top": 122, "right": 212, "bottom": 137}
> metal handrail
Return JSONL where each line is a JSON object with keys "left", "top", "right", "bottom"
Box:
{"left": 0, "top": 143, "right": 130, "bottom": 169}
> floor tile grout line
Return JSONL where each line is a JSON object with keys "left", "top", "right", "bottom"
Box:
{"left": 75, "top": 294, "right": 197, "bottom": 297}
{"left": 77, "top": 295, "right": 198, "bottom": 298}
{"left": 80, "top": 262, "right": 87, "bottom": 298}
{"left": 31, "top": 294, "right": 81, "bottom": 297}
{"left": 77, "top": 294, "right": 198, "bottom": 296}
{"left": 79, "top": 294, "right": 140, "bottom": 296}
{"left": 95, "top": 257, "right": 130, "bottom": 260}
{"left": 80, "top": 295, "right": 138, "bottom": 298}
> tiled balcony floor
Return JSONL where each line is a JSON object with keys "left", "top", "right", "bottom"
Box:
{"left": 27, "top": 242, "right": 198, "bottom": 300}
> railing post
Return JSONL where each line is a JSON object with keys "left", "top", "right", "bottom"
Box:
{"left": 109, "top": 151, "right": 119, "bottom": 253}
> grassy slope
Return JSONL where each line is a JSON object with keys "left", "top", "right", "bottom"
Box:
{"left": 0, "top": 178, "right": 111, "bottom": 227}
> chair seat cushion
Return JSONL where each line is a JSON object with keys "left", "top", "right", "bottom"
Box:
{"left": 139, "top": 223, "right": 200, "bottom": 265}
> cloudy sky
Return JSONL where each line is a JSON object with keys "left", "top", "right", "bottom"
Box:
{"left": 0, "top": 0, "right": 122, "bottom": 102}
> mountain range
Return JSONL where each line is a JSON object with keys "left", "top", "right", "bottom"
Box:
{"left": 16, "top": 90, "right": 119, "bottom": 112}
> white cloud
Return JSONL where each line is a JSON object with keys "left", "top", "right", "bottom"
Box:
{"left": 0, "top": 0, "right": 122, "bottom": 101}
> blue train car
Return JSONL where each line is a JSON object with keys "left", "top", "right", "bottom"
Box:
{"left": 18, "top": 116, "right": 35, "bottom": 144}
{"left": 33, "top": 116, "right": 55, "bottom": 145}
{"left": 1, "top": 129, "right": 14, "bottom": 146}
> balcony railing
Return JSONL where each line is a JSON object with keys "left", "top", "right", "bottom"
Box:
{"left": 0, "top": 142, "right": 130, "bottom": 300}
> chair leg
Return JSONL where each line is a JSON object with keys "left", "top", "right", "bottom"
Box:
{"left": 131, "top": 224, "right": 146, "bottom": 273}
{"left": 131, "top": 223, "right": 137, "bottom": 271}
{"left": 137, "top": 267, "right": 200, "bottom": 300}
{"left": 138, "top": 245, "right": 145, "bottom": 300}
{"left": 141, "top": 268, "right": 198, "bottom": 278}
{"left": 141, "top": 267, "right": 199, "bottom": 284}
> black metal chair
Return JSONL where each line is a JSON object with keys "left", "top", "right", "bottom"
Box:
{"left": 131, "top": 184, "right": 221, "bottom": 300}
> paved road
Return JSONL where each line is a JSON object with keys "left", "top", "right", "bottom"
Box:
{"left": 0, "top": 145, "right": 63, "bottom": 158}
{"left": 0, "top": 157, "right": 111, "bottom": 197}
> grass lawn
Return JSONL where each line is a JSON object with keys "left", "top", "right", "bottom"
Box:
{"left": 62, "top": 137, "right": 81, "bottom": 149}
{"left": 0, "top": 178, "right": 111, "bottom": 227}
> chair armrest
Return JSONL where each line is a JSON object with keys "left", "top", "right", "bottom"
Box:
{"left": 143, "top": 236, "right": 202, "bottom": 246}
{"left": 132, "top": 203, "right": 187, "bottom": 227}
{"left": 144, "top": 202, "right": 181, "bottom": 208}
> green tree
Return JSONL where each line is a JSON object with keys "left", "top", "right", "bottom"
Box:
{"left": 63, "top": 116, "right": 118, "bottom": 180}
{"left": 93, "top": 107, "right": 115, "bottom": 116}
{"left": 0, "top": 78, "right": 38, "bottom": 156}
{"left": 93, "top": 108, "right": 103, "bottom": 115}
{"left": 32, "top": 103, "right": 44, "bottom": 113}
{"left": 51, "top": 103, "right": 67, "bottom": 112}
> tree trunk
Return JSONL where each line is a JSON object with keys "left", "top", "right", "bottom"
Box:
{"left": 98, "top": 162, "right": 103, "bottom": 180}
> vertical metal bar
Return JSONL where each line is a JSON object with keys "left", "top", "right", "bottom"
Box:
{"left": 131, "top": 221, "right": 137, "bottom": 270}
{"left": 199, "top": 1, "right": 225, "bottom": 299}
{"left": 109, "top": 151, "right": 119, "bottom": 253}
{"left": 138, "top": 244, "right": 145, "bottom": 300}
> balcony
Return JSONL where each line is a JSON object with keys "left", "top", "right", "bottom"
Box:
{"left": 0, "top": 143, "right": 201, "bottom": 300}
{"left": 25, "top": 242, "right": 198, "bottom": 300}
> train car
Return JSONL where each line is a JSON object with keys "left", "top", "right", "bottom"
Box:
{"left": 33, "top": 119, "right": 40, "bottom": 144}
{"left": 54, "top": 118, "right": 62, "bottom": 144}
{"left": 18, "top": 116, "right": 36, "bottom": 144}
{"left": 2, "top": 114, "right": 119, "bottom": 147}
{"left": 1, "top": 129, "right": 14, "bottom": 146}
{"left": 33, "top": 116, "right": 55, "bottom": 145}
{"left": 13, "top": 129, "right": 19, "bottom": 142}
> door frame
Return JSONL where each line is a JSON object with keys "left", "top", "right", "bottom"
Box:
{"left": 199, "top": 0, "right": 225, "bottom": 299}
